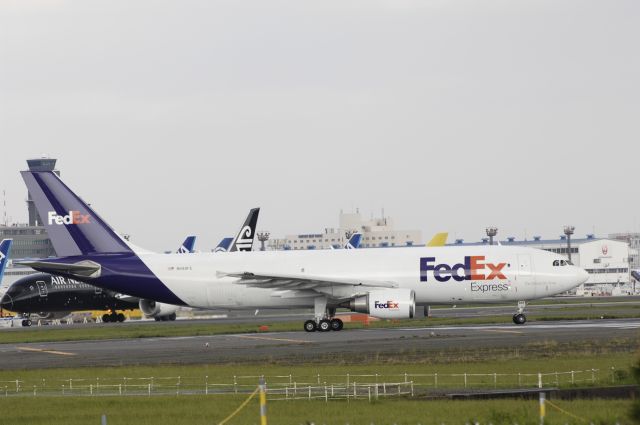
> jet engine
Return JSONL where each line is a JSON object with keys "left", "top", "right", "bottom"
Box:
{"left": 139, "top": 299, "right": 179, "bottom": 321}
{"left": 347, "top": 289, "right": 415, "bottom": 319}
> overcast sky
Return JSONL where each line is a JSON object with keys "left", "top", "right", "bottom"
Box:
{"left": 1, "top": 0, "right": 638, "bottom": 252}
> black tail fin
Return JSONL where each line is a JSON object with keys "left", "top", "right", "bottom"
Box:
{"left": 230, "top": 208, "right": 260, "bottom": 252}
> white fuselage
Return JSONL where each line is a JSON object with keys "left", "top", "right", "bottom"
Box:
{"left": 136, "top": 245, "right": 588, "bottom": 310}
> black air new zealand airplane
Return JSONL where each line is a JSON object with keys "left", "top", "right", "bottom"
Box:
{"left": 0, "top": 236, "right": 197, "bottom": 325}
{"left": 0, "top": 209, "right": 259, "bottom": 326}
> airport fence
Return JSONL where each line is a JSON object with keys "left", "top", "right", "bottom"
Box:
{"left": 0, "top": 368, "right": 610, "bottom": 399}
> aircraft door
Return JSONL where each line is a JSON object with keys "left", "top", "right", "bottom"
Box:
{"left": 517, "top": 254, "right": 536, "bottom": 297}
{"left": 36, "top": 281, "right": 48, "bottom": 297}
{"left": 517, "top": 255, "right": 532, "bottom": 276}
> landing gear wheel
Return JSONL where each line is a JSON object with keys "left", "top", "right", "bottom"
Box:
{"left": 304, "top": 320, "right": 317, "bottom": 332}
{"left": 167, "top": 313, "right": 177, "bottom": 321}
{"left": 109, "top": 312, "right": 118, "bottom": 323}
{"left": 102, "top": 314, "right": 111, "bottom": 323}
{"left": 318, "top": 319, "right": 331, "bottom": 332}
{"left": 116, "top": 313, "right": 125, "bottom": 322}
{"left": 330, "top": 318, "right": 343, "bottom": 331}
{"left": 21, "top": 319, "right": 31, "bottom": 327}
{"left": 513, "top": 314, "right": 526, "bottom": 325}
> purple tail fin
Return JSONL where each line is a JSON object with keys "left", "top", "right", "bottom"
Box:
{"left": 21, "top": 171, "right": 132, "bottom": 256}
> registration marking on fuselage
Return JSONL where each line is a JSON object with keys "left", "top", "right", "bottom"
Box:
{"left": 230, "top": 335, "right": 312, "bottom": 344}
{"left": 17, "top": 347, "right": 76, "bottom": 356}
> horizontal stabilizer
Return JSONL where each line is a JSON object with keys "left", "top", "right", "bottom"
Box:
{"left": 18, "top": 260, "right": 102, "bottom": 279}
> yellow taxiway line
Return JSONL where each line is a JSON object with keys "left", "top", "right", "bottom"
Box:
{"left": 480, "top": 329, "right": 523, "bottom": 335}
{"left": 16, "top": 346, "right": 76, "bottom": 356}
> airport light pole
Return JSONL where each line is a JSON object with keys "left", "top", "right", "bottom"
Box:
{"left": 486, "top": 227, "right": 498, "bottom": 246}
{"left": 564, "top": 225, "right": 575, "bottom": 263}
{"left": 257, "top": 231, "right": 270, "bottom": 252}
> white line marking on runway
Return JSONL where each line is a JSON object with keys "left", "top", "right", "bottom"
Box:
{"left": 17, "top": 347, "right": 76, "bottom": 356}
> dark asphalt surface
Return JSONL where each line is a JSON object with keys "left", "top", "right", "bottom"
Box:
{"left": 0, "top": 318, "right": 638, "bottom": 370}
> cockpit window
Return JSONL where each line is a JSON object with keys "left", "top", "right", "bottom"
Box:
{"left": 553, "top": 260, "right": 560, "bottom": 266}
{"left": 553, "top": 259, "right": 572, "bottom": 266}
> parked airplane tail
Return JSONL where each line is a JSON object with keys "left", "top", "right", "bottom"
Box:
{"left": 21, "top": 171, "right": 133, "bottom": 256}
{"left": 230, "top": 208, "right": 260, "bottom": 252}
{"left": 0, "top": 239, "right": 13, "bottom": 284}
{"left": 177, "top": 236, "right": 196, "bottom": 254}
{"left": 214, "top": 237, "right": 234, "bottom": 253}
{"left": 345, "top": 233, "right": 362, "bottom": 249}
{"left": 426, "top": 232, "right": 448, "bottom": 247}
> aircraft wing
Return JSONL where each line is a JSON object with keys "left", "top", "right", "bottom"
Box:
{"left": 219, "top": 271, "right": 397, "bottom": 291}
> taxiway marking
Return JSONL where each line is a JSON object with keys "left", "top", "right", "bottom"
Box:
{"left": 230, "top": 335, "right": 312, "bottom": 344}
{"left": 17, "top": 347, "right": 76, "bottom": 356}
{"left": 481, "top": 329, "right": 523, "bottom": 335}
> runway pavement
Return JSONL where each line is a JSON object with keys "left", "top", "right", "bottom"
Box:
{"left": 0, "top": 318, "right": 638, "bottom": 370}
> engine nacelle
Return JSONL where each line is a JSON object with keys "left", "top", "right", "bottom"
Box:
{"left": 139, "top": 299, "right": 179, "bottom": 320}
{"left": 348, "top": 289, "right": 415, "bottom": 319}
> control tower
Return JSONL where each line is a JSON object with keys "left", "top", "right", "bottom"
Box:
{"left": 26, "top": 156, "right": 59, "bottom": 226}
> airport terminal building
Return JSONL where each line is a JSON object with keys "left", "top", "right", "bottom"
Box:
{"left": 269, "top": 211, "right": 423, "bottom": 251}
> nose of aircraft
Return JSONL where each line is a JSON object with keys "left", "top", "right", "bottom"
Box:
{"left": 0, "top": 292, "right": 13, "bottom": 310}
{"left": 575, "top": 267, "right": 589, "bottom": 285}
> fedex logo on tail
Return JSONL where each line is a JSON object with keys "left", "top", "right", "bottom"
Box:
{"left": 420, "top": 256, "right": 507, "bottom": 282}
{"left": 48, "top": 211, "right": 91, "bottom": 225}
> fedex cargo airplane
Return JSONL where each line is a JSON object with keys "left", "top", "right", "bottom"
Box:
{"left": 2, "top": 209, "right": 260, "bottom": 325}
{"left": 19, "top": 170, "right": 589, "bottom": 332}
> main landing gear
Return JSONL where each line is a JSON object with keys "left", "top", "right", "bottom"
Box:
{"left": 304, "top": 318, "right": 344, "bottom": 332}
{"left": 21, "top": 315, "right": 32, "bottom": 327}
{"left": 102, "top": 311, "right": 126, "bottom": 323}
{"left": 303, "top": 298, "right": 344, "bottom": 332}
{"left": 512, "top": 301, "right": 527, "bottom": 325}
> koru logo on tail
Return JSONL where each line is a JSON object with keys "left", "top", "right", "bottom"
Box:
{"left": 0, "top": 251, "right": 5, "bottom": 262}
{"left": 47, "top": 210, "right": 91, "bottom": 225}
{"left": 234, "top": 226, "right": 253, "bottom": 250}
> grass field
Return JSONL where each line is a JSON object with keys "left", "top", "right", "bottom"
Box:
{"left": 0, "top": 340, "right": 636, "bottom": 424}
{"left": 1, "top": 305, "right": 639, "bottom": 344}
{"left": 0, "top": 350, "right": 634, "bottom": 390}
{"left": 0, "top": 395, "right": 632, "bottom": 425}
